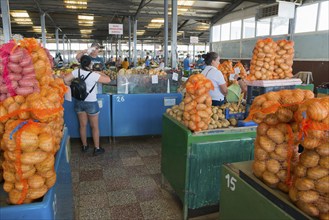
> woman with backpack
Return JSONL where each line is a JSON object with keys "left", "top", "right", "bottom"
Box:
{"left": 64, "top": 55, "right": 111, "bottom": 156}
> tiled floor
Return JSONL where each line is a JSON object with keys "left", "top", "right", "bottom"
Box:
{"left": 70, "top": 136, "right": 219, "bottom": 220}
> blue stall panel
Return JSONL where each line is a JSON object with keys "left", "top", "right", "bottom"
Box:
{"left": 112, "top": 93, "right": 182, "bottom": 137}
{"left": 63, "top": 94, "right": 111, "bottom": 138}
{"left": 0, "top": 128, "right": 73, "bottom": 220}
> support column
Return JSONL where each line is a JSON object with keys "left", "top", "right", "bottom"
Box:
{"left": 128, "top": 16, "right": 132, "bottom": 62}
{"left": 1, "top": 0, "right": 11, "bottom": 43}
{"left": 193, "top": 44, "right": 195, "bottom": 63}
{"left": 55, "top": 28, "right": 59, "bottom": 54}
{"left": 164, "top": 0, "right": 169, "bottom": 66}
{"left": 209, "top": 25, "right": 213, "bottom": 52}
{"left": 171, "top": 0, "right": 178, "bottom": 69}
{"left": 133, "top": 19, "right": 137, "bottom": 67}
{"left": 41, "top": 13, "right": 46, "bottom": 47}
{"left": 62, "top": 34, "right": 65, "bottom": 62}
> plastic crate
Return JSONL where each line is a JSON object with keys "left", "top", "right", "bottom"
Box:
{"left": 317, "top": 88, "right": 329, "bottom": 95}
{"left": 225, "top": 108, "right": 245, "bottom": 120}
{"left": 246, "top": 85, "right": 296, "bottom": 105}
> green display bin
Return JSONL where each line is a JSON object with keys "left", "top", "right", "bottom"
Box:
{"left": 161, "top": 114, "right": 256, "bottom": 219}
{"left": 220, "top": 161, "right": 314, "bottom": 220}
{"left": 295, "top": 84, "right": 314, "bottom": 91}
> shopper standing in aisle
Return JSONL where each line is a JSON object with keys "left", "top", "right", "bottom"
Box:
{"left": 201, "top": 52, "right": 228, "bottom": 106}
{"left": 183, "top": 54, "right": 191, "bottom": 76}
{"left": 121, "top": 57, "right": 129, "bottom": 69}
{"left": 76, "top": 42, "right": 107, "bottom": 70}
{"left": 145, "top": 56, "right": 150, "bottom": 68}
{"left": 196, "top": 54, "right": 205, "bottom": 70}
{"left": 64, "top": 55, "right": 111, "bottom": 156}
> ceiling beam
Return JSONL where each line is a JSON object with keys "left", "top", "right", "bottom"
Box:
{"left": 211, "top": 0, "right": 244, "bottom": 25}
{"left": 178, "top": 20, "right": 189, "bottom": 31}
{"left": 135, "top": 0, "right": 147, "bottom": 19}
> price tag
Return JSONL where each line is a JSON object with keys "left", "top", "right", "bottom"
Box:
{"left": 164, "top": 98, "right": 176, "bottom": 106}
{"left": 152, "top": 75, "right": 158, "bottom": 84}
{"left": 181, "top": 76, "right": 188, "bottom": 82}
{"left": 98, "top": 98, "right": 103, "bottom": 108}
{"left": 229, "top": 73, "right": 236, "bottom": 81}
{"left": 172, "top": 72, "right": 179, "bottom": 81}
{"left": 234, "top": 67, "right": 240, "bottom": 74}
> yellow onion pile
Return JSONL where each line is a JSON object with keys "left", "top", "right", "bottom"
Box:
{"left": 1, "top": 120, "right": 57, "bottom": 204}
{"left": 289, "top": 97, "right": 329, "bottom": 219}
{"left": 183, "top": 74, "right": 214, "bottom": 131}
{"left": 248, "top": 89, "right": 315, "bottom": 192}
{"left": 274, "top": 40, "right": 294, "bottom": 79}
{"left": 249, "top": 38, "right": 295, "bottom": 80}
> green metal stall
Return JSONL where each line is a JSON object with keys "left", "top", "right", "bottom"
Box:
{"left": 161, "top": 114, "right": 257, "bottom": 219}
{"left": 220, "top": 161, "right": 314, "bottom": 220}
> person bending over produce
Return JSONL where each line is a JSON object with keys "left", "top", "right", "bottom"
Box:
{"left": 76, "top": 42, "right": 107, "bottom": 70}
{"left": 201, "top": 52, "right": 228, "bottom": 106}
{"left": 64, "top": 55, "right": 111, "bottom": 156}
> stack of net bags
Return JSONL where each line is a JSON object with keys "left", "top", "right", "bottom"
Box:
{"left": 289, "top": 97, "right": 329, "bottom": 219}
{"left": 248, "top": 38, "right": 294, "bottom": 80}
{"left": 0, "top": 38, "right": 67, "bottom": 205}
{"left": 233, "top": 62, "right": 248, "bottom": 79}
{"left": 218, "top": 60, "right": 234, "bottom": 85}
{"left": 183, "top": 74, "right": 214, "bottom": 132}
{"left": 245, "top": 89, "right": 315, "bottom": 193}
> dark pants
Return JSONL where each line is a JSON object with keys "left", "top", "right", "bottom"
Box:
{"left": 212, "top": 100, "right": 225, "bottom": 106}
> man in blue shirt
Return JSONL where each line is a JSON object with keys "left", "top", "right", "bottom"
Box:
{"left": 183, "top": 54, "right": 191, "bottom": 76}
{"left": 196, "top": 54, "right": 205, "bottom": 70}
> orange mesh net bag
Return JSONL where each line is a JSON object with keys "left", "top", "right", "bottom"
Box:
{"left": 1, "top": 120, "right": 57, "bottom": 205}
{"left": 289, "top": 97, "right": 329, "bottom": 219}
{"left": 246, "top": 89, "right": 315, "bottom": 192}
{"left": 183, "top": 74, "right": 214, "bottom": 132}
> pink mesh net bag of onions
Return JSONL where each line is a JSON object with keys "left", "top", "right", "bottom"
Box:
{"left": 0, "top": 41, "right": 39, "bottom": 101}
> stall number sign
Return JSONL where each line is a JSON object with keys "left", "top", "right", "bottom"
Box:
{"left": 225, "top": 173, "right": 237, "bottom": 191}
{"left": 190, "top": 36, "right": 198, "bottom": 44}
{"left": 109, "top": 24, "right": 123, "bottom": 35}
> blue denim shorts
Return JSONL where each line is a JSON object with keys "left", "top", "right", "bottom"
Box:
{"left": 74, "top": 100, "right": 100, "bottom": 115}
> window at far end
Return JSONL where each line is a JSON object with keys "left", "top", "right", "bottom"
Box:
{"left": 230, "top": 20, "right": 241, "bottom": 40}
{"left": 243, "top": 17, "right": 255, "bottom": 38}
{"left": 212, "top": 25, "right": 221, "bottom": 42}
{"left": 271, "top": 17, "right": 289, "bottom": 35}
{"left": 318, "top": 1, "right": 329, "bottom": 31}
{"left": 221, "top": 23, "right": 230, "bottom": 41}
{"left": 256, "top": 18, "right": 270, "bottom": 36}
{"left": 295, "top": 3, "right": 318, "bottom": 33}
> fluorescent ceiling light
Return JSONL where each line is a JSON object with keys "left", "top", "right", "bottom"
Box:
{"left": 151, "top": 18, "right": 164, "bottom": 23}
{"left": 66, "top": 5, "right": 87, "bottom": 9}
{"left": 11, "top": 10, "right": 29, "bottom": 18}
{"left": 80, "top": 29, "right": 92, "bottom": 34}
{"left": 16, "top": 21, "right": 33, "bottom": 25}
{"left": 13, "top": 18, "right": 31, "bottom": 22}
{"left": 137, "top": 30, "right": 145, "bottom": 35}
{"left": 64, "top": 0, "right": 87, "bottom": 5}
{"left": 178, "top": 0, "right": 194, "bottom": 6}
{"left": 146, "top": 23, "right": 163, "bottom": 28}
{"left": 78, "top": 20, "right": 94, "bottom": 26}
{"left": 78, "top": 15, "right": 94, "bottom": 20}
{"left": 33, "top": 26, "right": 47, "bottom": 33}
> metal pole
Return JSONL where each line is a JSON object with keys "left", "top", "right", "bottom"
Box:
{"left": 62, "top": 34, "right": 65, "bottom": 62}
{"left": 164, "top": 0, "right": 169, "bottom": 66}
{"left": 41, "top": 13, "right": 46, "bottom": 47}
{"left": 128, "top": 16, "right": 132, "bottom": 62}
{"left": 133, "top": 19, "right": 137, "bottom": 67}
{"left": 115, "top": 36, "right": 118, "bottom": 60}
{"left": 141, "top": 40, "right": 144, "bottom": 59}
{"left": 193, "top": 44, "right": 195, "bottom": 63}
{"left": 154, "top": 42, "right": 156, "bottom": 58}
{"left": 55, "top": 28, "right": 59, "bottom": 54}
{"left": 68, "top": 39, "right": 71, "bottom": 63}
{"left": 1, "top": 0, "right": 11, "bottom": 43}
{"left": 171, "top": 0, "right": 178, "bottom": 69}
{"left": 209, "top": 25, "right": 213, "bottom": 51}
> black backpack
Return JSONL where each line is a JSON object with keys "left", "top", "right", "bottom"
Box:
{"left": 70, "top": 69, "right": 96, "bottom": 101}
